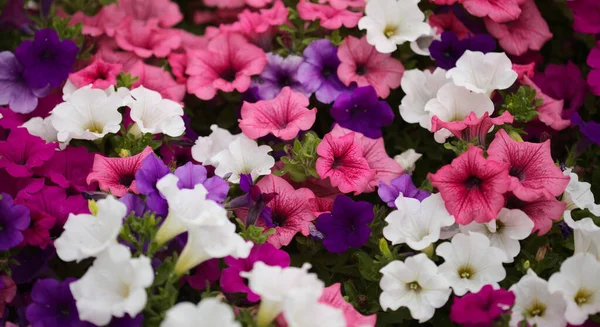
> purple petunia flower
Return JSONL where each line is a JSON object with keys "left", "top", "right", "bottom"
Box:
{"left": 0, "top": 0, "right": 31, "bottom": 31}
{"left": 10, "top": 246, "right": 55, "bottom": 284}
{"left": 572, "top": 113, "right": 600, "bottom": 146}
{"left": 0, "top": 51, "right": 50, "bottom": 114}
{"left": 228, "top": 173, "right": 277, "bottom": 227}
{"left": 532, "top": 61, "right": 588, "bottom": 120}
{"left": 25, "top": 278, "right": 88, "bottom": 327}
{"left": 14, "top": 28, "right": 79, "bottom": 89}
{"left": 378, "top": 175, "right": 431, "bottom": 208}
{"left": 251, "top": 53, "right": 311, "bottom": 100}
{"left": 120, "top": 193, "right": 152, "bottom": 217}
{"left": 0, "top": 128, "right": 55, "bottom": 178}
{"left": 297, "top": 39, "right": 349, "bottom": 104}
{"left": 111, "top": 314, "right": 143, "bottom": 327}
{"left": 450, "top": 285, "right": 515, "bottom": 327}
{"left": 429, "top": 32, "right": 496, "bottom": 70}
{"left": 315, "top": 195, "right": 374, "bottom": 254}
{"left": 0, "top": 193, "right": 30, "bottom": 251}
{"left": 330, "top": 85, "right": 394, "bottom": 139}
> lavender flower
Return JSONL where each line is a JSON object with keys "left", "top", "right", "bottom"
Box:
{"left": 251, "top": 53, "right": 310, "bottom": 100}
{"left": 298, "top": 39, "right": 349, "bottom": 104}
{"left": 0, "top": 193, "right": 30, "bottom": 251}
{"left": 0, "top": 51, "right": 50, "bottom": 114}
{"left": 378, "top": 175, "right": 430, "bottom": 208}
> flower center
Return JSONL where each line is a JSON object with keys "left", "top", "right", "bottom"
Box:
{"left": 220, "top": 68, "right": 237, "bottom": 82}
{"left": 494, "top": 220, "right": 505, "bottom": 233}
{"left": 271, "top": 212, "right": 285, "bottom": 227}
{"left": 509, "top": 166, "right": 525, "bottom": 181}
{"left": 86, "top": 121, "right": 104, "bottom": 134}
{"left": 119, "top": 174, "right": 135, "bottom": 188}
{"left": 525, "top": 300, "right": 546, "bottom": 318}
{"left": 384, "top": 25, "right": 397, "bottom": 38}
{"left": 575, "top": 289, "right": 592, "bottom": 306}
{"left": 464, "top": 176, "right": 482, "bottom": 189}
{"left": 0, "top": 224, "right": 4, "bottom": 232}
{"left": 355, "top": 64, "right": 367, "bottom": 76}
{"left": 408, "top": 281, "right": 421, "bottom": 292}
{"left": 278, "top": 75, "right": 291, "bottom": 87}
{"left": 457, "top": 265, "right": 475, "bottom": 279}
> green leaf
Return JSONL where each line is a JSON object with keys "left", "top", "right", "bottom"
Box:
{"left": 500, "top": 85, "right": 542, "bottom": 123}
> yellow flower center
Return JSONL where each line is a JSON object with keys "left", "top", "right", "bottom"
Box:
{"left": 384, "top": 25, "right": 397, "bottom": 38}
{"left": 457, "top": 265, "right": 475, "bottom": 279}
{"left": 575, "top": 289, "right": 592, "bottom": 306}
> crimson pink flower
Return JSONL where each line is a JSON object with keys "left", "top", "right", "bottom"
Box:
{"left": 115, "top": 20, "right": 181, "bottom": 58}
{"left": 484, "top": 0, "right": 552, "bottom": 56}
{"left": 16, "top": 185, "right": 88, "bottom": 229}
{"left": 0, "top": 128, "right": 55, "bottom": 178}
{"left": 520, "top": 75, "right": 570, "bottom": 131}
{"left": 512, "top": 62, "right": 536, "bottom": 80}
{"left": 450, "top": 285, "right": 515, "bottom": 326}
{"left": 505, "top": 192, "right": 566, "bottom": 235}
{"left": 86, "top": 147, "right": 154, "bottom": 197}
{"left": 186, "top": 33, "right": 267, "bottom": 100}
{"left": 428, "top": 11, "right": 471, "bottom": 40}
{"left": 316, "top": 132, "right": 375, "bottom": 195}
{"left": 431, "top": 111, "right": 514, "bottom": 147}
{"left": 297, "top": 0, "right": 362, "bottom": 30}
{"left": 130, "top": 63, "right": 186, "bottom": 102}
{"left": 239, "top": 87, "right": 317, "bottom": 140}
{"left": 35, "top": 146, "right": 96, "bottom": 193}
{"left": 118, "top": 0, "right": 183, "bottom": 27}
{"left": 462, "top": 0, "right": 525, "bottom": 23}
{"left": 69, "top": 57, "right": 122, "bottom": 89}
{"left": 337, "top": 36, "right": 404, "bottom": 99}
{"left": 429, "top": 146, "right": 510, "bottom": 225}
{"left": 487, "top": 129, "right": 569, "bottom": 202}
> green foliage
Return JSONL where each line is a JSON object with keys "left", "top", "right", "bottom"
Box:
{"left": 58, "top": 0, "right": 115, "bottom": 15}
{"left": 274, "top": 8, "right": 322, "bottom": 56}
{"left": 110, "top": 125, "right": 162, "bottom": 156}
{"left": 116, "top": 72, "right": 139, "bottom": 89}
{"left": 443, "top": 138, "right": 477, "bottom": 156}
{"left": 48, "top": 16, "right": 84, "bottom": 46}
{"left": 120, "top": 211, "right": 162, "bottom": 257}
{"left": 143, "top": 255, "right": 180, "bottom": 327}
{"left": 500, "top": 86, "right": 543, "bottom": 123}
{"left": 274, "top": 132, "right": 321, "bottom": 182}
{"left": 235, "top": 218, "right": 275, "bottom": 244}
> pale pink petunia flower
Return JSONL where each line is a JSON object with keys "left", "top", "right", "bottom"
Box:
{"left": 505, "top": 192, "right": 566, "bottom": 235}
{"left": 239, "top": 87, "right": 317, "bottom": 140}
{"left": 115, "top": 20, "right": 181, "bottom": 58}
{"left": 186, "top": 33, "right": 267, "bottom": 100}
{"left": 96, "top": 37, "right": 144, "bottom": 73}
{"left": 131, "top": 63, "right": 186, "bottom": 103}
{"left": 236, "top": 2, "right": 289, "bottom": 49}
{"left": 86, "top": 147, "right": 154, "bottom": 197}
{"left": 319, "top": 283, "right": 377, "bottom": 327}
{"left": 297, "top": 0, "right": 362, "bottom": 30}
{"left": 337, "top": 35, "right": 404, "bottom": 99}
{"left": 203, "top": 0, "right": 245, "bottom": 8}
{"left": 520, "top": 75, "right": 570, "bottom": 131}
{"left": 484, "top": 0, "right": 552, "bottom": 56}
{"left": 118, "top": 0, "right": 183, "bottom": 27}
{"left": 69, "top": 4, "right": 127, "bottom": 37}
{"left": 69, "top": 57, "right": 123, "bottom": 89}
{"left": 462, "top": 0, "right": 525, "bottom": 23}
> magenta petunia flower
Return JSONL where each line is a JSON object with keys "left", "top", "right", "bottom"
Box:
{"left": 429, "top": 146, "right": 510, "bottom": 225}
{"left": 532, "top": 61, "right": 588, "bottom": 120}
{"left": 505, "top": 192, "right": 566, "bottom": 235}
{"left": 184, "top": 259, "right": 221, "bottom": 291}
{"left": 35, "top": 146, "right": 96, "bottom": 193}
{"left": 86, "top": 146, "right": 154, "bottom": 197}
{"left": 0, "top": 128, "right": 55, "bottom": 178}
{"left": 431, "top": 111, "right": 514, "bottom": 147}
{"left": 239, "top": 87, "right": 317, "bottom": 140}
{"left": 297, "top": 0, "right": 362, "bottom": 30}
{"left": 220, "top": 242, "right": 290, "bottom": 302}
{"left": 69, "top": 57, "right": 123, "bottom": 89}
{"left": 0, "top": 275, "right": 16, "bottom": 317}
{"left": 520, "top": 75, "right": 571, "bottom": 131}
{"left": 450, "top": 285, "right": 515, "bottom": 327}
{"left": 0, "top": 193, "right": 30, "bottom": 251}
{"left": 487, "top": 129, "right": 569, "bottom": 202}
{"left": 567, "top": 0, "right": 600, "bottom": 35}
{"left": 587, "top": 41, "right": 600, "bottom": 97}
{"left": 16, "top": 185, "right": 89, "bottom": 230}
{"left": 319, "top": 283, "right": 377, "bottom": 327}
{"left": 462, "top": 0, "right": 524, "bottom": 23}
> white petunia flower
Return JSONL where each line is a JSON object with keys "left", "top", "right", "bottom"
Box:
{"left": 22, "top": 117, "right": 58, "bottom": 144}
{"left": 564, "top": 212, "right": 600, "bottom": 261}
{"left": 379, "top": 254, "right": 451, "bottom": 322}
{"left": 283, "top": 289, "right": 346, "bottom": 327}
{"left": 211, "top": 137, "right": 275, "bottom": 183}
{"left": 191, "top": 124, "right": 245, "bottom": 166}
{"left": 54, "top": 196, "right": 126, "bottom": 262}
{"left": 383, "top": 193, "right": 455, "bottom": 251}
{"left": 393, "top": 149, "right": 422, "bottom": 174}
{"left": 460, "top": 208, "right": 534, "bottom": 263}
{"left": 410, "top": 25, "right": 441, "bottom": 57}
{"left": 70, "top": 244, "right": 154, "bottom": 326}
{"left": 446, "top": 51, "right": 518, "bottom": 95}
{"left": 436, "top": 232, "right": 506, "bottom": 296}
{"left": 50, "top": 85, "right": 123, "bottom": 143}
{"left": 562, "top": 168, "right": 600, "bottom": 216}
{"left": 510, "top": 269, "right": 567, "bottom": 327}
{"left": 124, "top": 86, "right": 185, "bottom": 137}
{"left": 548, "top": 253, "right": 600, "bottom": 325}
{"left": 160, "top": 298, "right": 240, "bottom": 327}
{"left": 358, "top": 0, "right": 431, "bottom": 54}
{"left": 424, "top": 83, "right": 495, "bottom": 143}
{"left": 399, "top": 68, "right": 450, "bottom": 130}
{"left": 241, "top": 262, "right": 324, "bottom": 327}
{"left": 62, "top": 79, "right": 130, "bottom": 102}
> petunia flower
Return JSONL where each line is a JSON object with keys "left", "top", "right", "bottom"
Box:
{"left": 449, "top": 285, "right": 515, "bottom": 326}
{"left": 0, "top": 275, "right": 16, "bottom": 319}
{"left": 428, "top": 11, "right": 471, "bottom": 40}
{"left": 191, "top": 124, "right": 245, "bottom": 166}
{"left": 281, "top": 289, "right": 346, "bottom": 327}
{"left": 70, "top": 244, "right": 154, "bottom": 326}
{"left": 510, "top": 269, "right": 567, "bottom": 327}
{"left": 568, "top": 0, "right": 600, "bottom": 35}
{"left": 251, "top": 53, "right": 311, "bottom": 100}
{"left": 130, "top": 63, "right": 186, "bottom": 102}
{"left": 562, "top": 168, "right": 600, "bottom": 216}
{"left": 436, "top": 232, "right": 506, "bottom": 296}
{"left": 431, "top": 111, "right": 514, "bottom": 147}
{"left": 23, "top": 115, "right": 58, "bottom": 144}
{"left": 319, "top": 283, "right": 376, "bottom": 327}
{"left": 0, "top": 193, "right": 30, "bottom": 251}
{"left": 118, "top": 0, "right": 183, "bottom": 27}
{"left": 86, "top": 147, "right": 154, "bottom": 197}
{"left": 330, "top": 85, "right": 394, "bottom": 139}
{"left": 115, "top": 20, "right": 181, "bottom": 58}
{"left": 532, "top": 62, "right": 588, "bottom": 120}
{"left": 429, "top": 31, "right": 497, "bottom": 70}
{"left": 446, "top": 50, "right": 518, "bottom": 95}
{"left": 0, "top": 0, "right": 30, "bottom": 30}
{"left": 297, "top": 39, "right": 349, "bottom": 104}
{"left": 337, "top": 35, "right": 404, "bottom": 99}
{"left": 25, "top": 278, "right": 87, "bottom": 327}
{"left": 484, "top": 0, "right": 552, "bottom": 56}
{"left": 378, "top": 174, "right": 430, "bottom": 208}
{"left": 429, "top": 146, "right": 510, "bottom": 225}
{"left": 0, "top": 128, "right": 55, "bottom": 178}
{"left": 211, "top": 137, "right": 275, "bottom": 184}
{"left": 297, "top": 0, "right": 362, "bottom": 30}
{"left": 69, "top": 57, "right": 122, "bottom": 90}
{"left": 0, "top": 51, "right": 50, "bottom": 114}
{"left": 566, "top": 211, "right": 600, "bottom": 262}
{"left": 505, "top": 192, "right": 566, "bottom": 236}
{"left": 357, "top": 0, "right": 431, "bottom": 54}
{"left": 16, "top": 190, "right": 57, "bottom": 249}
{"left": 124, "top": 86, "right": 185, "bottom": 137}
{"left": 520, "top": 75, "right": 571, "bottom": 131}
{"left": 186, "top": 32, "right": 267, "bottom": 100}
{"left": 35, "top": 146, "right": 96, "bottom": 193}
{"left": 399, "top": 68, "right": 450, "bottom": 130}
{"left": 383, "top": 193, "right": 454, "bottom": 251}
{"left": 393, "top": 149, "right": 422, "bottom": 174}
{"left": 487, "top": 129, "right": 570, "bottom": 202}
{"left": 461, "top": 0, "right": 524, "bottom": 23}
{"left": 184, "top": 259, "right": 221, "bottom": 292}
{"left": 379, "top": 254, "right": 451, "bottom": 322}
{"left": 239, "top": 87, "right": 317, "bottom": 140}
{"left": 572, "top": 113, "right": 600, "bottom": 146}
{"left": 161, "top": 298, "right": 241, "bottom": 327}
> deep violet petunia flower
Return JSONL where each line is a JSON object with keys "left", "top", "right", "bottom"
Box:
{"left": 220, "top": 242, "right": 290, "bottom": 302}
{"left": 239, "top": 86, "right": 317, "bottom": 140}
{"left": 186, "top": 32, "right": 267, "bottom": 100}
{"left": 251, "top": 53, "right": 310, "bottom": 100}
{"left": 487, "top": 129, "right": 569, "bottom": 202}
{"left": 184, "top": 259, "right": 221, "bottom": 291}
{"left": 450, "top": 285, "right": 515, "bottom": 327}
{"left": 69, "top": 57, "right": 123, "bottom": 89}
{"left": 14, "top": 28, "right": 79, "bottom": 89}
{"left": 532, "top": 62, "right": 588, "bottom": 120}
{"left": 337, "top": 35, "right": 404, "bottom": 99}
{"left": 0, "top": 51, "right": 51, "bottom": 114}
{"left": 429, "top": 146, "right": 510, "bottom": 225}
{"left": 431, "top": 111, "right": 514, "bottom": 147}
{"left": 378, "top": 174, "right": 430, "bottom": 208}
{"left": 315, "top": 194, "right": 374, "bottom": 253}
{"left": 330, "top": 85, "right": 394, "bottom": 139}
{"left": 25, "top": 278, "right": 88, "bottom": 327}
{"left": 298, "top": 39, "right": 349, "bottom": 104}
{"left": 0, "top": 128, "right": 55, "bottom": 178}
{"left": 429, "top": 32, "right": 496, "bottom": 70}
{"left": 35, "top": 146, "right": 96, "bottom": 193}
{"left": 319, "top": 283, "right": 377, "bottom": 327}
{"left": 228, "top": 173, "right": 277, "bottom": 227}
{"left": 572, "top": 113, "right": 600, "bottom": 146}
{"left": 567, "top": 0, "right": 600, "bottom": 35}
{"left": 505, "top": 192, "right": 566, "bottom": 235}
{"left": 10, "top": 246, "right": 55, "bottom": 284}
{"left": 87, "top": 146, "right": 155, "bottom": 197}
{"left": 0, "top": 193, "right": 30, "bottom": 251}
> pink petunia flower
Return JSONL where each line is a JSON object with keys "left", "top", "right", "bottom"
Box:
{"left": 16, "top": 185, "right": 88, "bottom": 229}
{"left": 0, "top": 275, "right": 16, "bottom": 318}
{"left": 297, "top": 0, "right": 362, "bottom": 30}
{"left": 118, "top": 0, "right": 183, "bottom": 27}
{"left": 487, "top": 129, "right": 569, "bottom": 202}
{"left": 337, "top": 36, "right": 405, "bottom": 99}
{"left": 462, "top": 0, "right": 525, "bottom": 23}
{"left": 429, "top": 146, "right": 510, "bottom": 225}
{"left": 450, "top": 285, "right": 515, "bottom": 326}
{"left": 428, "top": 11, "right": 471, "bottom": 39}
{"left": 69, "top": 4, "right": 128, "bottom": 37}
{"left": 505, "top": 192, "right": 566, "bottom": 235}
{"left": 239, "top": 87, "right": 317, "bottom": 140}
{"left": 319, "top": 283, "right": 377, "bottom": 327}
{"left": 203, "top": 0, "right": 245, "bottom": 8}
{"left": 35, "top": 146, "right": 96, "bottom": 193}
{"left": 484, "top": 0, "right": 552, "bottom": 56}
{"left": 0, "top": 129, "right": 55, "bottom": 178}
{"left": 96, "top": 37, "right": 144, "bottom": 73}
{"left": 316, "top": 132, "right": 375, "bottom": 195}
{"left": 568, "top": 0, "right": 600, "bottom": 35}
{"left": 318, "top": 0, "right": 365, "bottom": 10}
{"left": 520, "top": 75, "right": 571, "bottom": 131}
{"left": 431, "top": 111, "right": 514, "bottom": 147}
{"left": 309, "top": 197, "right": 335, "bottom": 217}
{"left": 236, "top": 2, "right": 289, "bottom": 49}
{"left": 131, "top": 63, "right": 186, "bottom": 103}
{"left": 186, "top": 33, "right": 267, "bottom": 100}
{"left": 168, "top": 53, "right": 188, "bottom": 84}
{"left": 86, "top": 146, "right": 154, "bottom": 197}
{"left": 115, "top": 20, "right": 181, "bottom": 58}
{"left": 512, "top": 62, "right": 536, "bottom": 80}
{"left": 69, "top": 57, "right": 122, "bottom": 89}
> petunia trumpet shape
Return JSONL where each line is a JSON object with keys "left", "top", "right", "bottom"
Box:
{"left": 446, "top": 51, "right": 518, "bottom": 95}
{"left": 160, "top": 298, "right": 241, "bottom": 327}
{"left": 124, "top": 85, "right": 185, "bottom": 137}
{"left": 210, "top": 137, "right": 275, "bottom": 183}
